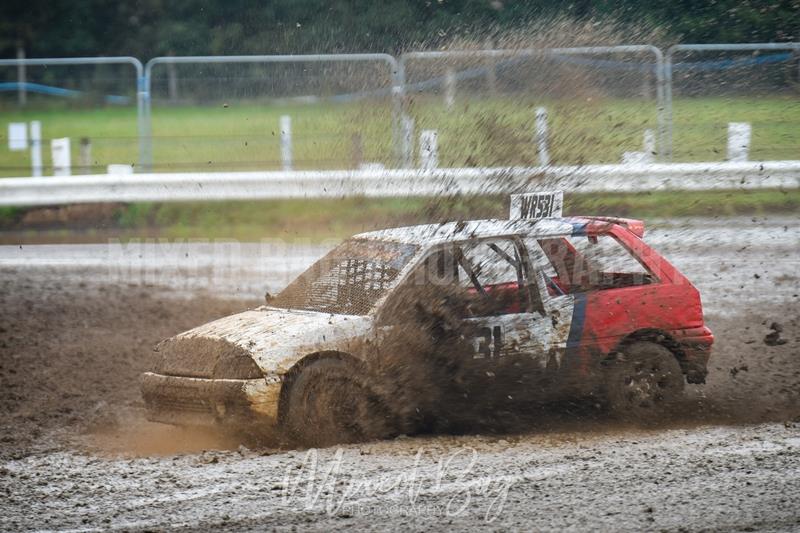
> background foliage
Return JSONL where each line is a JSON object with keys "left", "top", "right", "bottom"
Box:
{"left": 2, "top": 0, "right": 799, "bottom": 59}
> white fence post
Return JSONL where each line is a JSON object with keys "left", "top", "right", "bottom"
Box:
{"left": 51, "top": 138, "right": 71, "bottom": 176}
{"left": 107, "top": 164, "right": 134, "bottom": 175}
{"left": 535, "top": 107, "right": 550, "bottom": 166}
{"left": 419, "top": 130, "right": 439, "bottom": 170}
{"left": 643, "top": 129, "right": 655, "bottom": 157}
{"left": 444, "top": 69, "right": 456, "bottom": 110}
{"left": 623, "top": 129, "right": 656, "bottom": 164}
{"left": 401, "top": 114, "right": 415, "bottom": 169}
{"left": 280, "top": 115, "right": 292, "bottom": 171}
{"left": 727, "top": 122, "right": 751, "bottom": 162}
{"left": 30, "top": 120, "right": 42, "bottom": 177}
{"left": 8, "top": 123, "right": 27, "bottom": 151}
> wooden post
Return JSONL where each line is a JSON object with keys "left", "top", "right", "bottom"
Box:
{"left": 80, "top": 137, "right": 92, "bottom": 174}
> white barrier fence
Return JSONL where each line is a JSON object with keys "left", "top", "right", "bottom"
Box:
{"left": 0, "top": 161, "right": 798, "bottom": 206}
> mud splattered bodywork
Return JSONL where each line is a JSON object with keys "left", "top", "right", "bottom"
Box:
{"left": 142, "top": 308, "right": 372, "bottom": 427}
{"left": 141, "top": 215, "right": 713, "bottom": 433}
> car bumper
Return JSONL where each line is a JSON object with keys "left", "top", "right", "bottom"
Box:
{"left": 140, "top": 372, "right": 282, "bottom": 427}
{"left": 673, "top": 326, "right": 714, "bottom": 384}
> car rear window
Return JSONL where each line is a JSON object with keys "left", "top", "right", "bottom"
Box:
{"left": 270, "top": 239, "right": 419, "bottom": 315}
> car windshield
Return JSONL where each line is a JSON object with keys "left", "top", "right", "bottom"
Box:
{"left": 270, "top": 238, "right": 419, "bottom": 315}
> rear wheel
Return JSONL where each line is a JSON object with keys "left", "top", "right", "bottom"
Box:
{"left": 281, "top": 358, "right": 397, "bottom": 447}
{"left": 605, "top": 341, "right": 685, "bottom": 421}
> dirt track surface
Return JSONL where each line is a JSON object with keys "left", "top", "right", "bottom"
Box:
{"left": 1, "top": 216, "right": 799, "bottom": 531}
{"left": 3, "top": 423, "right": 799, "bottom": 531}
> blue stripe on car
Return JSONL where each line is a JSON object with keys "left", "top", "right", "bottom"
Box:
{"left": 567, "top": 292, "right": 587, "bottom": 349}
{"left": 570, "top": 222, "right": 588, "bottom": 236}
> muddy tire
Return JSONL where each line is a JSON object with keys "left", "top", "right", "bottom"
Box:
{"left": 281, "top": 358, "right": 398, "bottom": 448}
{"left": 605, "top": 341, "right": 685, "bottom": 422}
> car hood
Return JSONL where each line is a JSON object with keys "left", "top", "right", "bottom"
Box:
{"left": 168, "top": 306, "right": 373, "bottom": 377}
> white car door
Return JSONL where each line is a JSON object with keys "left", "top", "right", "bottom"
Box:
{"left": 521, "top": 236, "right": 579, "bottom": 372}
{"left": 452, "top": 237, "right": 563, "bottom": 382}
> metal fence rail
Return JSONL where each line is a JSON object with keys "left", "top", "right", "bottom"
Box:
{"left": 1, "top": 161, "right": 797, "bottom": 206}
{"left": 399, "top": 46, "right": 667, "bottom": 158}
{"left": 1, "top": 44, "right": 798, "bottom": 173}
{"left": 142, "top": 53, "right": 402, "bottom": 170}
{"left": 664, "top": 43, "right": 800, "bottom": 160}
{"left": 0, "top": 56, "right": 146, "bottom": 169}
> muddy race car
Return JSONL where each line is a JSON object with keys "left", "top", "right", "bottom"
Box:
{"left": 141, "top": 192, "right": 713, "bottom": 446}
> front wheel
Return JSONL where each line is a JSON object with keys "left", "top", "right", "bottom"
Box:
{"left": 605, "top": 341, "right": 685, "bottom": 422}
{"left": 281, "top": 358, "right": 397, "bottom": 448}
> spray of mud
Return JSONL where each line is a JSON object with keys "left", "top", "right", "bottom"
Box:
{"left": 85, "top": 409, "right": 242, "bottom": 457}
{"left": 363, "top": 291, "right": 800, "bottom": 442}
{"left": 397, "top": 18, "right": 668, "bottom": 170}
{"left": 1, "top": 255, "right": 798, "bottom": 458}
{"left": 336, "top": 20, "right": 798, "bottom": 441}
{"left": 1, "top": 20, "right": 797, "bottom": 456}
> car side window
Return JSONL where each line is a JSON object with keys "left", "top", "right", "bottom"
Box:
{"left": 455, "top": 239, "right": 528, "bottom": 316}
{"left": 524, "top": 238, "right": 566, "bottom": 298}
{"left": 457, "top": 240, "right": 518, "bottom": 286}
{"left": 532, "top": 233, "right": 656, "bottom": 295}
{"left": 406, "top": 238, "right": 533, "bottom": 317}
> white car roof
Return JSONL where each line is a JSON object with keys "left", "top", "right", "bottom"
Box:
{"left": 353, "top": 217, "right": 585, "bottom": 246}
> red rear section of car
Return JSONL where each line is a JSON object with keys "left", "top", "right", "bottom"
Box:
{"left": 564, "top": 220, "right": 713, "bottom": 385}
